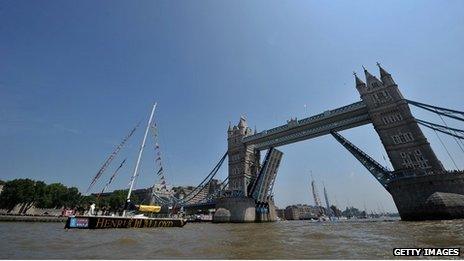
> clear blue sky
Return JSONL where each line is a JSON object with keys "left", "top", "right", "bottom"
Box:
{"left": 1, "top": 0, "right": 463, "bottom": 212}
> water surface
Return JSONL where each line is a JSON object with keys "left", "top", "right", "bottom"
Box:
{"left": 1, "top": 219, "right": 463, "bottom": 259}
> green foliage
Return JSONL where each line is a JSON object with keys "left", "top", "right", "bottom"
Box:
{"left": 0, "top": 178, "right": 140, "bottom": 213}
{"left": 0, "top": 179, "right": 85, "bottom": 211}
{"left": 78, "top": 195, "right": 96, "bottom": 212}
{"left": 103, "top": 189, "right": 139, "bottom": 211}
{"left": 0, "top": 179, "right": 37, "bottom": 211}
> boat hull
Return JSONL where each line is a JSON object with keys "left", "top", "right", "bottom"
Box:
{"left": 64, "top": 216, "right": 187, "bottom": 229}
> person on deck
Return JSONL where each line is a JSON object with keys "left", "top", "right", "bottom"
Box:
{"left": 89, "top": 203, "right": 96, "bottom": 216}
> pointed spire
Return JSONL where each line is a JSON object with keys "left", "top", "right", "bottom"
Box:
{"left": 377, "top": 62, "right": 389, "bottom": 77}
{"left": 238, "top": 115, "right": 247, "bottom": 129}
{"left": 363, "top": 66, "right": 374, "bottom": 79}
{"left": 363, "top": 66, "right": 383, "bottom": 88}
{"left": 228, "top": 121, "right": 232, "bottom": 132}
{"left": 354, "top": 71, "right": 366, "bottom": 87}
{"left": 377, "top": 62, "right": 395, "bottom": 86}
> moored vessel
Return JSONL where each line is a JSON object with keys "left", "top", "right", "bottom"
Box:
{"left": 65, "top": 102, "right": 186, "bottom": 229}
{"left": 65, "top": 215, "right": 186, "bottom": 229}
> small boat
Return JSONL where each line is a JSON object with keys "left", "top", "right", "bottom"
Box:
{"left": 65, "top": 103, "right": 186, "bottom": 229}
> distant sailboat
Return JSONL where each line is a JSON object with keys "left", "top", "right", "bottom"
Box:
{"left": 323, "top": 184, "right": 335, "bottom": 221}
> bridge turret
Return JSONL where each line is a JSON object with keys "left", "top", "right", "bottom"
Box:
{"left": 227, "top": 117, "right": 260, "bottom": 195}
{"left": 354, "top": 72, "right": 366, "bottom": 92}
{"left": 227, "top": 121, "right": 233, "bottom": 136}
{"left": 377, "top": 62, "right": 396, "bottom": 87}
{"left": 364, "top": 66, "right": 384, "bottom": 89}
{"left": 355, "top": 64, "right": 444, "bottom": 174}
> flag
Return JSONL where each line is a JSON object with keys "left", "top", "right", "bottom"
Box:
{"left": 157, "top": 167, "right": 163, "bottom": 175}
{"left": 155, "top": 156, "right": 161, "bottom": 161}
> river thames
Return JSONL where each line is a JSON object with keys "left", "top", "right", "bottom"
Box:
{"left": 1, "top": 219, "right": 463, "bottom": 259}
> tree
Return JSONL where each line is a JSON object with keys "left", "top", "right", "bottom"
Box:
{"left": 78, "top": 195, "right": 96, "bottom": 213}
{"left": 107, "top": 190, "right": 128, "bottom": 211}
{"left": 63, "top": 187, "right": 81, "bottom": 208}
{"left": 0, "top": 179, "right": 36, "bottom": 212}
{"left": 106, "top": 190, "right": 140, "bottom": 213}
{"left": 45, "top": 183, "right": 68, "bottom": 208}
{"left": 342, "top": 206, "right": 363, "bottom": 218}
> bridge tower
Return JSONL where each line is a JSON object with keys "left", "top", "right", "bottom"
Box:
{"left": 227, "top": 116, "right": 260, "bottom": 196}
{"left": 355, "top": 64, "right": 444, "bottom": 174}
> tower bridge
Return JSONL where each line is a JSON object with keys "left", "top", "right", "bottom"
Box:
{"left": 180, "top": 64, "right": 464, "bottom": 222}
{"left": 242, "top": 101, "right": 370, "bottom": 150}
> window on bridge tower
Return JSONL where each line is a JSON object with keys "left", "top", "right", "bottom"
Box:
{"left": 406, "top": 132, "right": 414, "bottom": 141}
{"left": 400, "top": 151, "right": 428, "bottom": 169}
{"left": 381, "top": 111, "right": 403, "bottom": 125}
{"left": 414, "top": 150, "right": 429, "bottom": 168}
{"left": 400, "top": 152, "right": 414, "bottom": 169}
{"left": 399, "top": 134, "right": 407, "bottom": 143}
{"left": 392, "top": 132, "right": 414, "bottom": 144}
{"left": 373, "top": 90, "right": 392, "bottom": 105}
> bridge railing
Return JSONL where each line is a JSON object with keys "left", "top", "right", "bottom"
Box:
{"left": 250, "top": 114, "right": 370, "bottom": 150}
{"left": 243, "top": 101, "right": 367, "bottom": 144}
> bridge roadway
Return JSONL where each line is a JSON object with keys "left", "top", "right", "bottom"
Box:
{"left": 243, "top": 101, "right": 371, "bottom": 150}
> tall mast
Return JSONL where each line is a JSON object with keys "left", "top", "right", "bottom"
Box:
{"left": 124, "top": 102, "right": 157, "bottom": 216}
{"left": 323, "top": 184, "right": 333, "bottom": 219}
{"left": 311, "top": 175, "right": 321, "bottom": 207}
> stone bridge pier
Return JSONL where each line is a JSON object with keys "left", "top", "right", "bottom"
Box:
{"left": 214, "top": 117, "right": 278, "bottom": 222}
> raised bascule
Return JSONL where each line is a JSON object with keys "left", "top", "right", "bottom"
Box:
{"left": 209, "top": 64, "right": 464, "bottom": 222}
{"left": 172, "top": 64, "right": 464, "bottom": 222}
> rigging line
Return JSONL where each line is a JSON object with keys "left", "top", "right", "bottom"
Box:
{"left": 406, "top": 99, "right": 464, "bottom": 116}
{"left": 86, "top": 122, "right": 141, "bottom": 194}
{"left": 432, "top": 128, "right": 459, "bottom": 170}
{"left": 97, "top": 158, "right": 127, "bottom": 200}
{"left": 407, "top": 100, "right": 464, "bottom": 122}
{"left": 154, "top": 122, "right": 173, "bottom": 186}
{"left": 150, "top": 125, "right": 170, "bottom": 192}
{"left": 436, "top": 110, "right": 464, "bottom": 154}
{"left": 418, "top": 121, "right": 464, "bottom": 140}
